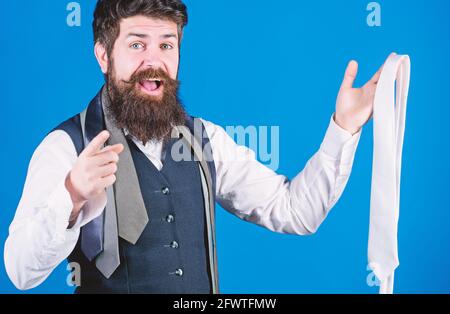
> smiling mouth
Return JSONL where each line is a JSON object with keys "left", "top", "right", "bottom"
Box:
{"left": 138, "top": 78, "right": 164, "bottom": 95}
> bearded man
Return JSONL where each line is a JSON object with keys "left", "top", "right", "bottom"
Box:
{"left": 4, "top": 0, "right": 388, "bottom": 293}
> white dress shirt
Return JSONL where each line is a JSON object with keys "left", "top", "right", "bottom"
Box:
{"left": 4, "top": 114, "right": 361, "bottom": 290}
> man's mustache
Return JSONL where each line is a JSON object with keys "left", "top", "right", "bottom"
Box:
{"left": 121, "top": 68, "right": 176, "bottom": 86}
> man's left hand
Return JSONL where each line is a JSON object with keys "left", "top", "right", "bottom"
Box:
{"left": 334, "top": 52, "right": 396, "bottom": 135}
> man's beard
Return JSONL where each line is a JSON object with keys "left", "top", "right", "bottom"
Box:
{"left": 105, "top": 65, "right": 186, "bottom": 144}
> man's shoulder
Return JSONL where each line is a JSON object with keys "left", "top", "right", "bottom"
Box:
{"left": 196, "top": 117, "right": 232, "bottom": 146}
{"left": 186, "top": 115, "right": 225, "bottom": 139}
{"left": 51, "top": 113, "right": 81, "bottom": 135}
{"left": 29, "top": 128, "right": 78, "bottom": 168}
{"left": 49, "top": 113, "right": 84, "bottom": 155}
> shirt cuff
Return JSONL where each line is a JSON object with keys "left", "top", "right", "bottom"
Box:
{"left": 319, "top": 114, "right": 362, "bottom": 164}
{"left": 73, "top": 193, "right": 107, "bottom": 229}
{"left": 46, "top": 175, "right": 75, "bottom": 237}
{"left": 47, "top": 174, "right": 107, "bottom": 231}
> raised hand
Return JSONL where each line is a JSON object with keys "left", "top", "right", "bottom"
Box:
{"left": 65, "top": 130, "right": 124, "bottom": 225}
{"left": 334, "top": 52, "right": 396, "bottom": 135}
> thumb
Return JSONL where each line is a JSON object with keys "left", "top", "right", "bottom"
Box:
{"left": 341, "top": 60, "right": 359, "bottom": 89}
{"left": 109, "top": 144, "right": 125, "bottom": 155}
{"left": 98, "top": 143, "right": 124, "bottom": 155}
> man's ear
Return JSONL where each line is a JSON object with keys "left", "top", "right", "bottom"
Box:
{"left": 94, "top": 42, "right": 109, "bottom": 74}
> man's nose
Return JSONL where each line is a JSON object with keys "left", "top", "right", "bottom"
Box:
{"left": 142, "top": 45, "right": 165, "bottom": 69}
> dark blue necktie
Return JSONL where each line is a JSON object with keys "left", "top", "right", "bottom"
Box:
{"left": 80, "top": 212, "right": 104, "bottom": 261}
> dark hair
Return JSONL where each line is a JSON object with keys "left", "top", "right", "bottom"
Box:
{"left": 93, "top": 0, "right": 188, "bottom": 55}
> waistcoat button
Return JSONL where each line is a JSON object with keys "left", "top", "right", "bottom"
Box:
{"left": 166, "top": 214, "right": 175, "bottom": 223}
{"left": 175, "top": 268, "right": 183, "bottom": 276}
{"left": 169, "top": 268, "right": 183, "bottom": 276}
{"left": 162, "top": 186, "right": 170, "bottom": 195}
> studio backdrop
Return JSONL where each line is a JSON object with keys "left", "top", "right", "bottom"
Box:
{"left": 0, "top": 0, "right": 449, "bottom": 293}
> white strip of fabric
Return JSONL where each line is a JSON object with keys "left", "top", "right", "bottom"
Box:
{"left": 368, "top": 54, "right": 411, "bottom": 294}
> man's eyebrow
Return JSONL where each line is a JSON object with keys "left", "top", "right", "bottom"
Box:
{"left": 160, "top": 33, "right": 178, "bottom": 40}
{"left": 126, "top": 33, "right": 178, "bottom": 40}
{"left": 126, "top": 33, "right": 149, "bottom": 39}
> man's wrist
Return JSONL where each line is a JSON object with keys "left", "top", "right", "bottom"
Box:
{"left": 333, "top": 113, "right": 361, "bottom": 135}
{"left": 65, "top": 172, "right": 86, "bottom": 227}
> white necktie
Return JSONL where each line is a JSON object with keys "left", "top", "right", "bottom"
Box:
{"left": 368, "top": 54, "right": 411, "bottom": 294}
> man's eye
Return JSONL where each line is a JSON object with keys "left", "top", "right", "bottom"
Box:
{"left": 161, "top": 43, "right": 174, "bottom": 50}
{"left": 131, "top": 43, "right": 144, "bottom": 49}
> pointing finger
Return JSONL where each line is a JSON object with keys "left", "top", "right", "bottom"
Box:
{"left": 81, "top": 131, "right": 110, "bottom": 157}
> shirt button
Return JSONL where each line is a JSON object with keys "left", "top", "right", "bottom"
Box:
{"left": 166, "top": 214, "right": 175, "bottom": 223}
{"left": 162, "top": 187, "right": 170, "bottom": 195}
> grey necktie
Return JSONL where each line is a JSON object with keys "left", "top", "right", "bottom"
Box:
{"left": 94, "top": 183, "right": 120, "bottom": 278}
{"left": 101, "top": 89, "right": 149, "bottom": 245}
{"left": 80, "top": 88, "right": 150, "bottom": 278}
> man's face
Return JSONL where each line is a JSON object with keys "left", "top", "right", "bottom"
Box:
{"left": 95, "top": 15, "right": 186, "bottom": 144}
{"left": 110, "top": 15, "right": 180, "bottom": 97}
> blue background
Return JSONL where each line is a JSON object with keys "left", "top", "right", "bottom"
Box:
{"left": 1, "top": 0, "right": 449, "bottom": 293}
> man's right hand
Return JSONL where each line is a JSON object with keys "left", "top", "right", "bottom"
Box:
{"left": 65, "top": 130, "right": 124, "bottom": 227}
